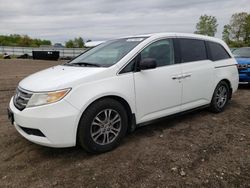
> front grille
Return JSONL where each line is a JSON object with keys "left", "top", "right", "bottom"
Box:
{"left": 14, "top": 87, "right": 33, "bottom": 111}
{"left": 238, "top": 64, "right": 248, "bottom": 70}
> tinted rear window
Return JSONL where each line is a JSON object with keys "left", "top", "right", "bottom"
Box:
{"left": 207, "top": 41, "right": 231, "bottom": 61}
{"left": 179, "top": 38, "right": 207, "bottom": 63}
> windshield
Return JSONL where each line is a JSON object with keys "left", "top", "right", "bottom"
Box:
{"left": 67, "top": 37, "right": 147, "bottom": 67}
{"left": 233, "top": 48, "right": 250, "bottom": 58}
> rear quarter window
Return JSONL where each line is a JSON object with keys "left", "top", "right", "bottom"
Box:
{"left": 207, "top": 41, "right": 231, "bottom": 61}
{"left": 179, "top": 38, "right": 207, "bottom": 63}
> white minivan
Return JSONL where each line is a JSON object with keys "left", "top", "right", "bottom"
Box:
{"left": 8, "top": 33, "right": 239, "bottom": 153}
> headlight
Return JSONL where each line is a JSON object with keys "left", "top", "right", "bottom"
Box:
{"left": 26, "top": 88, "right": 71, "bottom": 107}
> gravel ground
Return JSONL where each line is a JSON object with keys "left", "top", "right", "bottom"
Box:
{"left": 0, "top": 59, "right": 249, "bottom": 188}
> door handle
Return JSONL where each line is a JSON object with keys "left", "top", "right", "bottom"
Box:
{"left": 172, "top": 75, "right": 182, "bottom": 80}
{"left": 182, "top": 73, "right": 192, "bottom": 78}
{"left": 172, "top": 73, "right": 192, "bottom": 80}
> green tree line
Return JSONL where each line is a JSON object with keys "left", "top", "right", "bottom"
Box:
{"left": 65, "top": 37, "right": 85, "bottom": 48}
{"left": 195, "top": 12, "right": 250, "bottom": 47}
{"left": 0, "top": 34, "right": 51, "bottom": 47}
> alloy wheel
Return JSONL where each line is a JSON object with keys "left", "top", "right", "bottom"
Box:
{"left": 215, "top": 85, "right": 228, "bottom": 108}
{"left": 90, "top": 109, "right": 122, "bottom": 145}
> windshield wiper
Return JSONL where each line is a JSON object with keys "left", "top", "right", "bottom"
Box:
{"left": 65, "top": 62, "right": 101, "bottom": 67}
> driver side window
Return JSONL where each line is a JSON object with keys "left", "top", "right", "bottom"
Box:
{"left": 140, "top": 39, "right": 175, "bottom": 67}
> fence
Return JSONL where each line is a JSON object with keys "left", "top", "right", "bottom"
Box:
{"left": 0, "top": 46, "right": 87, "bottom": 58}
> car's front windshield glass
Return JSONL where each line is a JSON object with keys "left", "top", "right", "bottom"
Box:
{"left": 233, "top": 48, "right": 250, "bottom": 58}
{"left": 66, "top": 37, "right": 147, "bottom": 67}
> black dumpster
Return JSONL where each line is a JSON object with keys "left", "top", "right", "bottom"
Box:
{"left": 32, "top": 51, "right": 60, "bottom": 60}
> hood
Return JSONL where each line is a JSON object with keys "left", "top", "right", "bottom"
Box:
{"left": 19, "top": 65, "right": 107, "bottom": 91}
{"left": 235, "top": 57, "right": 250, "bottom": 65}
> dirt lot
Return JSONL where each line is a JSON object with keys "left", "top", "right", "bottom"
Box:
{"left": 0, "top": 59, "right": 249, "bottom": 188}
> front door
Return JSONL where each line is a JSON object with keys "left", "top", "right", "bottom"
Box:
{"left": 134, "top": 39, "right": 182, "bottom": 123}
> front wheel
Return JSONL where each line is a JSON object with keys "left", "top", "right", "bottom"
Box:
{"left": 77, "top": 98, "right": 128, "bottom": 153}
{"left": 209, "top": 81, "right": 230, "bottom": 113}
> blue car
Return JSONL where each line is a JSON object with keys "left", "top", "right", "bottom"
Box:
{"left": 233, "top": 47, "right": 250, "bottom": 84}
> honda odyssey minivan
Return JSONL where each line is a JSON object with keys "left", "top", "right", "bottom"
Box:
{"left": 8, "top": 33, "right": 239, "bottom": 153}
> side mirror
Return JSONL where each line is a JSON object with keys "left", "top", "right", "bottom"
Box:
{"left": 139, "top": 58, "right": 157, "bottom": 70}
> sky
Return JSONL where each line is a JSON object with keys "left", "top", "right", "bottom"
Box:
{"left": 0, "top": 0, "right": 250, "bottom": 44}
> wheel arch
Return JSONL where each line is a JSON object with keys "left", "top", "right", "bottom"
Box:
{"left": 75, "top": 95, "right": 136, "bottom": 145}
{"left": 95, "top": 95, "right": 135, "bottom": 132}
{"left": 219, "top": 79, "right": 233, "bottom": 99}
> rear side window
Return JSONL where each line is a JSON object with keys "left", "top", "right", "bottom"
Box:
{"left": 207, "top": 41, "right": 231, "bottom": 61}
{"left": 179, "top": 38, "right": 207, "bottom": 63}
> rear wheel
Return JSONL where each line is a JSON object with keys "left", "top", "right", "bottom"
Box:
{"left": 77, "top": 98, "right": 128, "bottom": 153}
{"left": 209, "top": 81, "right": 230, "bottom": 113}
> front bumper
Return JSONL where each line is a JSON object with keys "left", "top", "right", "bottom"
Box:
{"left": 239, "top": 72, "right": 250, "bottom": 83}
{"left": 9, "top": 97, "right": 80, "bottom": 148}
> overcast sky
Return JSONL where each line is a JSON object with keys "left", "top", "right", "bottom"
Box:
{"left": 0, "top": 0, "right": 249, "bottom": 44}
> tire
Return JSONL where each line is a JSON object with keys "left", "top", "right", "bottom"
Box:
{"left": 209, "top": 81, "right": 230, "bottom": 113}
{"left": 77, "top": 98, "right": 128, "bottom": 153}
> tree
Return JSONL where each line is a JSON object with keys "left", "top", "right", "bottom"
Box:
{"left": 195, "top": 15, "right": 218, "bottom": 36}
{"left": 0, "top": 34, "right": 51, "bottom": 47}
{"left": 75, "top": 37, "right": 84, "bottom": 48}
{"left": 65, "top": 40, "right": 74, "bottom": 48}
{"left": 222, "top": 24, "right": 231, "bottom": 44}
{"left": 229, "top": 12, "right": 248, "bottom": 41}
{"left": 65, "top": 37, "right": 85, "bottom": 48}
{"left": 222, "top": 12, "right": 250, "bottom": 47}
{"left": 243, "top": 14, "right": 250, "bottom": 45}
{"left": 19, "top": 35, "right": 32, "bottom": 47}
